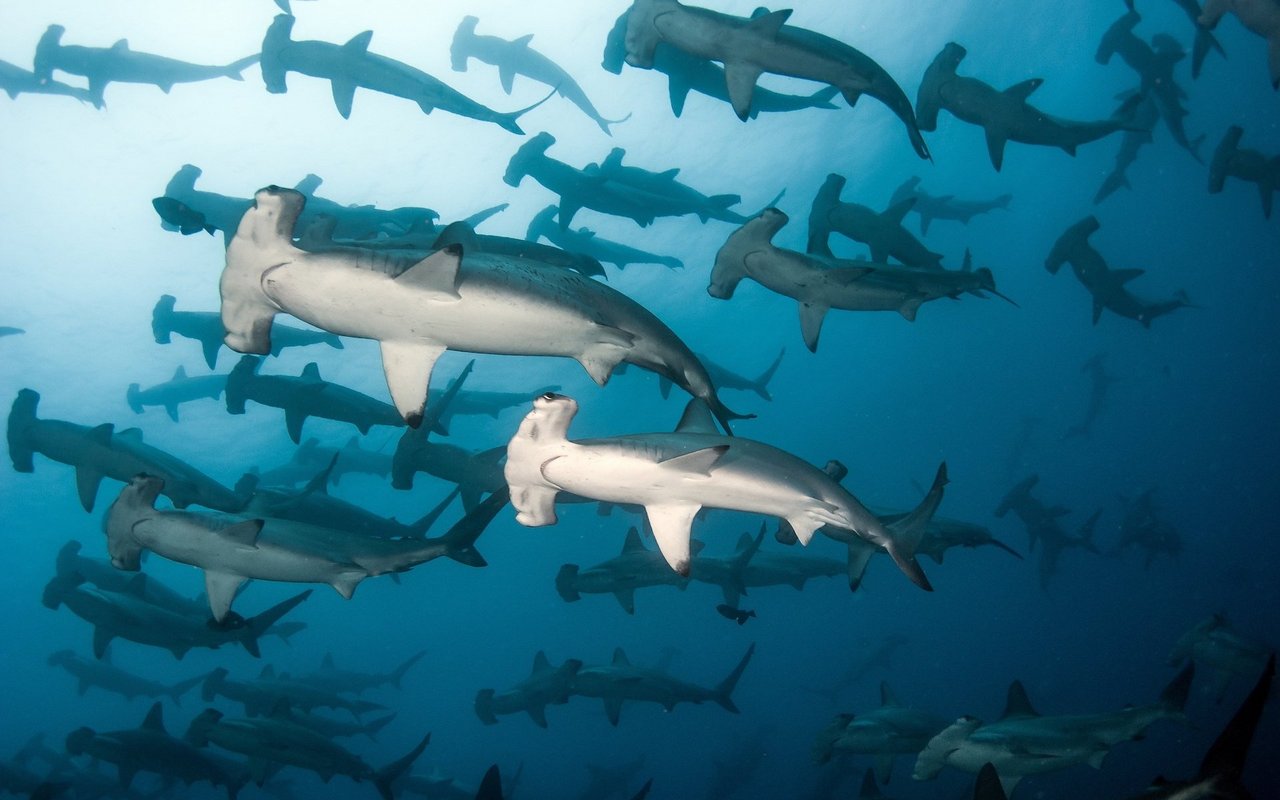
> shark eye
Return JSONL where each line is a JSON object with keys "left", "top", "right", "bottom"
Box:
{"left": 540, "top": 392, "right": 560, "bottom": 401}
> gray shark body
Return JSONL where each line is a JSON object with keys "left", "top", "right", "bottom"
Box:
{"left": 260, "top": 14, "right": 534, "bottom": 132}
{"left": 288, "top": 650, "right": 428, "bottom": 696}
{"left": 697, "top": 349, "right": 784, "bottom": 402}
{"left": 1096, "top": 12, "right": 1202, "bottom": 159}
{"left": 153, "top": 294, "right": 343, "bottom": 370}
{"left": 812, "top": 683, "right": 948, "bottom": 783}
{"left": 391, "top": 427, "right": 506, "bottom": 512}
{"left": 994, "top": 475, "right": 1100, "bottom": 589}
{"left": 505, "top": 394, "right": 930, "bottom": 589}
{"left": 602, "top": 9, "right": 840, "bottom": 118}
{"left": 56, "top": 540, "right": 206, "bottom": 616}
{"left": 697, "top": 529, "right": 844, "bottom": 605}
{"left": 1095, "top": 92, "right": 1160, "bottom": 203}
{"left": 1135, "top": 0, "right": 1225, "bottom": 78}
{"left": 557, "top": 527, "right": 690, "bottom": 614}
{"left": 451, "top": 16, "right": 628, "bottom": 134}
{"left": 127, "top": 365, "right": 227, "bottom": 421}
{"left": 103, "top": 474, "right": 492, "bottom": 622}
{"left": 226, "top": 356, "right": 403, "bottom": 444}
{"left": 1207, "top": 125, "right": 1280, "bottom": 218}
{"left": 620, "top": 0, "right": 929, "bottom": 159}
{"left": 1198, "top": 0, "right": 1280, "bottom": 88}
{"left": 1169, "top": 615, "right": 1271, "bottom": 701}
{"left": 48, "top": 648, "right": 203, "bottom": 704}
{"left": 0, "top": 326, "right": 23, "bottom": 337}
{"left": 571, "top": 644, "right": 755, "bottom": 726}
{"left": 1115, "top": 488, "right": 1183, "bottom": 567}
{"left": 1066, "top": 353, "right": 1117, "bottom": 439}
{"left": 916, "top": 42, "right": 1130, "bottom": 171}
{"left": 890, "top": 177, "right": 1011, "bottom": 236}
{"left": 202, "top": 666, "right": 388, "bottom": 719}
{"left": 913, "top": 666, "right": 1194, "bottom": 796}
{"left": 282, "top": 707, "right": 396, "bottom": 741}
{"left": 220, "top": 186, "right": 745, "bottom": 433}
{"left": 526, "top": 206, "right": 682, "bottom": 271}
{"left": 257, "top": 436, "right": 392, "bottom": 487}
{"left": 808, "top": 174, "right": 942, "bottom": 268}
{"left": 0, "top": 58, "right": 96, "bottom": 104}
{"left": 1045, "top": 216, "right": 1191, "bottom": 327}
{"left": 186, "top": 706, "right": 429, "bottom": 800}
{"left": 8, "top": 388, "right": 252, "bottom": 512}
{"left": 32, "top": 25, "right": 257, "bottom": 106}
{"left": 590, "top": 147, "right": 755, "bottom": 224}
{"left": 64, "top": 703, "right": 245, "bottom": 799}
{"left": 475, "top": 651, "right": 583, "bottom": 728}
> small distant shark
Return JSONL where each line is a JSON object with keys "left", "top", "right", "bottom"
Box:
{"left": 127, "top": 365, "right": 228, "bottom": 422}
{"left": 505, "top": 393, "right": 931, "bottom": 589}
{"left": 1197, "top": 0, "right": 1280, "bottom": 89}
{"left": 32, "top": 25, "right": 258, "bottom": 107}
{"left": 812, "top": 682, "right": 949, "bottom": 782}
{"left": 618, "top": 0, "right": 930, "bottom": 159}
{"left": 556, "top": 526, "right": 690, "bottom": 614}
{"left": 65, "top": 702, "right": 246, "bottom": 799}
{"left": 1208, "top": 125, "right": 1280, "bottom": 219}
{"left": 260, "top": 14, "right": 543, "bottom": 132}
{"left": 391, "top": 426, "right": 506, "bottom": 512}
{"left": 526, "top": 205, "right": 683, "bottom": 271}
{"left": 588, "top": 147, "right": 763, "bottom": 225}
{"left": 994, "top": 475, "right": 1100, "bottom": 588}
{"left": 0, "top": 326, "right": 24, "bottom": 337}
{"left": 220, "top": 186, "right": 746, "bottom": 433}
{"left": 570, "top": 643, "right": 755, "bottom": 725}
{"left": 574, "top": 757, "right": 647, "bottom": 800}
{"left": 451, "top": 16, "right": 630, "bottom": 134}
{"left": 916, "top": 42, "right": 1133, "bottom": 171}
{"left": 284, "top": 650, "right": 428, "bottom": 696}
{"left": 602, "top": 8, "right": 840, "bottom": 119}
{"left": 48, "top": 647, "right": 203, "bottom": 705}
{"left": 226, "top": 356, "right": 403, "bottom": 444}
{"left": 0, "top": 58, "right": 96, "bottom": 104}
{"left": 186, "top": 704, "right": 430, "bottom": 799}
{"left": 1126, "top": 0, "right": 1224, "bottom": 78}
{"left": 201, "top": 666, "right": 388, "bottom": 720}
{"left": 890, "top": 177, "right": 1011, "bottom": 236}
{"left": 153, "top": 294, "right": 343, "bottom": 370}
{"left": 1095, "top": 90, "right": 1161, "bottom": 204}
{"left": 475, "top": 651, "right": 583, "bottom": 728}
{"left": 1066, "top": 353, "right": 1118, "bottom": 439}
{"left": 1168, "top": 614, "right": 1272, "bottom": 702}
{"left": 912, "top": 665, "right": 1195, "bottom": 796}
{"left": 808, "top": 173, "right": 944, "bottom": 268}
{"left": 698, "top": 349, "right": 785, "bottom": 402}
{"left": 1045, "top": 216, "right": 1192, "bottom": 328}
{"left": 255, "top": 436, "right": 392, "bottom": 487}
{"left": 1114, "top": 488, "right": 1183, "bottom": 568}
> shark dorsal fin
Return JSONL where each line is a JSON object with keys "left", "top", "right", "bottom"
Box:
{"left": 302, "top": 454, "right": 337, "bottom": 496}
{"left": 621, "top": 527, "right": 646, "bottom": 554}
{"left": 300, "top": 363, "right": 322, "bottom": 382}
{"left": 1001, "top": 680, "right": 1040, "bottom": 718}
{"left": 512, "top": 33, "right": 534, "bottom": 47}
{"left": 433, "top": 221, "right": 480, "bottom": 252}
{"left": 89, "top": 423, "right": 115, "bottom": 445}
{"left": 880, "top": 682, "right": 901, "bottom": 707}
{"left": 116, "top": 427, "right": 144, "bottom": 443}
{"left": 747, "top": 8, "right": 791, "bottom": 37}
{"left": 345, "top": 30, "right": 374, "bottom": 51}
{"left": 141, "top": 702, "right": 165, "bottom": 732}
{"left": 612, "top": 648, "right": 630, "bottom": 666}
{"left": 113, "top": 39, "right": 130, "bottom": 51}
{"left": 962, "top": 249, "right": 973, "bottom": 272}
{"left": 883, "top": 197, "right": 916, "bottom": 224}
{"left": 294, "top": 174, "right": 323, "bottom": 195}
{"left": 173, "top": 366, "right": 187, "bottom": 380}
{"left": 1004, "top": 78, "right": 1043, "bottom": 101}
{"left": 532, "top": 651, "right": 551, "bottom": 674}
{"left": 673, "top": 399, "right": 720, "bottom": 434}
{"left": 601, "top": 147, "right": 626, "bottom": 171}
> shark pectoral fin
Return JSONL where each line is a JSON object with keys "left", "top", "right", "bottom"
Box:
{"left": 645, "top": 503, "right": 700, "bottom": 575}
{"left": 874, "top": 754, "right": 894, "bottom": 784}
{"left": 92, "top": 626, "right": 113, "bottom": 660}
{"left": 1087, "top": 750, "right": 1107, "bottom": 769}
{"left": 899, "top": 295, "right": 925, "bottom": 321}
{"left": 164, "top": 402, "right": 180, "bottom": 422}
{"left": 659, "top": 445, "right": 729, "bottom": 477}
{"left": 396, "top": 244, "right": 462, "bottom": 300}
{"left": 723, "top": 62, "right": 763, "bottom": 121}
{"left": 614, "top": 588, "right": 636, "bottom": 614}
{"left": 200, "top": 336, "right": 221, "bottom": 368}
{"left": 284, "top": 407, "right": 308, "bottom": 444}
{"left": 603, "top": 696, "right": 623, "bottom": 726}
{"left": 512, "top": 484, "right": 559, "bottom": 527}
{"left": 498, "top": 65, "right": 515, "bottom": 94}
{"left": 985, "top": 128, "right": 1009, "bottom": 171}
{"left": 667, "top": 74, "right": 691, "bottom": 117}
{"left": 379, "top": 339, "right": 447, "bottom": 428}
{"left": 527, "top": 704, "right": 549, "bottom": 728}
{"left": 204, "top": 571, "right": 248, "bottom": 623}
{"left": 576, "top": 327, "right": 634, "bottom": 385}
{"left": 786, "top": 516, "right": 821, "bottom": 546}
{"left": 798, "top": 302, "right": 829, "bottom": 353}
{"left": 999, "top": 774, "right": 1022, "bottom": 796}
{"left": 74, "top": 465, "right": 105, "bottom": 512}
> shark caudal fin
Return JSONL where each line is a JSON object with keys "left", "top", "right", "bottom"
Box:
{"left": 437, "top": 486, "right": 508, "bottom": 568}
{"left": 1208, "top": 126, "right": 1243, "bottom": 194}
{"left": 750, "top": 349, "right": 785, "bottom": 401}
{"left": 389, "top": 651, "right": 427, "bottom": 690}
{"left": 1194, "top": 653, "right": 1275, "bottom": 788}
{"left": 363, "top": 713, "right": 397, "bottom": 741}
{"left": 882, "top": 463, "right": 947, "bottom": 592}
{"left": 713, "top": 643, "right": 756, "bottom": 713}
{"left": 239, "top": 590, "right": 312, "bottom": 658}
{"left": 492, "top": 89, "right": 558, "bottom": 136}
{"left": 167, "top": 673, "right": 206, "bottom": 705}
{"left": 7, "top": 388, "right": 41, "bottom": 472}
{"left": 222, "top": 54, "right": 260, "bottom": 80}
{"left": 1160, "top": 662, "right": 1196, "bottom": 713}
{"left": 555, "top": 564, "right": 582, "bottom": 602}
{"left": 406, "top": 486, "right": 461, "bottom": 538}
{"left": 373, "top": 733, "right": 431, "bottom": 800}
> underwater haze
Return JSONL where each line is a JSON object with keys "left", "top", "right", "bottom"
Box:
{"left": 1, "top": 1, "right": 1278, "bottom": 798}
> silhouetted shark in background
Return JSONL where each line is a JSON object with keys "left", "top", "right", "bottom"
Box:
{"left": 889, "top": 176, "right": 1011, "bottom": 236}
{"left": 1197, "top": 0, "right": 1280, "bottom": 89}
{"left": 1066, "top": 353, "right": 1118, "bottom": 439}
{"left": 1208, "top": 125, "right": 1280, "bottom": 219}
{"left": 1, "top": 58, "right": 96, "bottom": 104}
{"left": 153, "top": 294, "right": 344, "bottom": 370}
{"left": 525, "top": 205, "right": 683, "bottom": 271}
{"left": 808, "top": 173, "right": 944, "bottom": 268}
{"left": 127, "top": 365, "right": 227, "bottom": 422}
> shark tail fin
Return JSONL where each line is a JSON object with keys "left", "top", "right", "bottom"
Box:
{"left": 7, "top": 388, "right": 41, "bottom": 472}
{"left": 240, "top": 590, "right": 312, "bottom": 658}
{"left": 1160, "top": 662, "right": 1196, "bottom": 713}
{"left": 713, "top": 643, "right": 756, "bottom": 713}
{"left": 438, "top": 486, "right": 509, "bottom": 568}
{"left": 222, "top": 53, "right": 260, "bottom": 80}
{"left": 1209, "top": 126, "right": 1243, "bottom": 194}
{"left": 750, "top": 349, "right": 785, "bottom": 401}
{"left": 475, "top": 689, "right": 498, "bottom": 725}
{"left": 126, "top": 383, "right": 144, "bottom": 414}
{"left": 406, "top": 486, "right": 461, "bottom": 538}
{"left": 374, "top": 733, "right": 430, "bottom": 800}
{"left": 496, "top": 88, "right": 558, "bottom": 135}
{"left": 167, "top": 673, "right": 206, "bottom": 705}
{"left": 390, "top": 651, "right": 427, "bottom": 689}
{"left": 884, "top": 463, "right": 948, "bottom": 592}
{"left": 555, "top": 564, "right": 582, "bottom": 602}
{"left": 363, "top": 713, "right": 396, "bottom": 741}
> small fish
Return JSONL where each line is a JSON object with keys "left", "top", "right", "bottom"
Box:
{"left": 716, "top": 603, "right": 756, "bottom": 625}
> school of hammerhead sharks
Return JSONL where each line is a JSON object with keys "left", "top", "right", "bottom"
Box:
{"left": 2, "top": 0, "right": 1278, "bottom": 798}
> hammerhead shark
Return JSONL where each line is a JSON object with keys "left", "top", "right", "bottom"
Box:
{"left": 127, "top": 365, "right": 227, "bottom": 422}
{"left": 1125, "top": 0, "right": 1225, "bottom": 78}
{"left": 1208, "top": 125, "right": 1280, "bottom": 219}
{"left": 917, "top": 42, "right": 1133, "bottom": 171}
{"left": 32, "top": 24, "right": 257, "bottom": 107}
{"left": 618, "top": 0, "right": 930, "bottom": 159}
{"left": 451, "top": 15, "right": 629, "bottom": 134}
{"left": 812, "top": 682, "right": 948, "bottom": 782}
{"left": 0, "top": 58, "right": 96, "bottom": 104}
{"left": 153, "top": 294, "right": 343, "bottom": 370}
{"left": 1198, "top": 0, "right": 1280, "bottom": 89}
{"left": 526, "top": 205, "right": 683, "bottom": 271}
{"left": 890, "top": 176, "right": 1011, "bottom": 236}
{"left": 570, "top": 644, "right": 756, "bottom": 725}
{"left": 1095, "top": 90, "right": 1160, "bottom": 203}
{"left": 807, "top": 173, "right": 944, "bottom": 267}
{"left": 475, "top": 651, "right": 583, "bottom": 728}
{"left": 557, "top": 526, "right": 690, "bottom": 614}
{"left": 260, "top": 14, "right": 543, "bottom": 132}
{"left": 1065, "top": 353, "right": 1118, "bottom": 439}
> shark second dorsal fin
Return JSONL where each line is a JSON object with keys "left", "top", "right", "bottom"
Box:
{"left": 621, "top": 527, "right": 645, "bottom": 554}
{"left": 299, "top": 363, "right": 322, "bottom": 382}
{"left": 345, "top": 30, "right": 374, "bottom": 51}
{"left": 512, "top": 33, "right": 534, "bottom": 47}
{"left": 1001, "top": 680, "right": 1040, "bottom": 719}
{"left": 748, "top": 8, "right": 791, "bottom": 37}
{"left": 612, "top": 647, "right": 630, "bottom": 666}
{"left": 532, "top": 651, "right": 551, "bottom": 674}
{"left": 673, "top": 400, "right": 720, "bottom": 435}
{"left": 141, "top": 702, "right": 165, "bottom": 732}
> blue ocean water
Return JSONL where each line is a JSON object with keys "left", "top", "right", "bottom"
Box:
{"left": 1, "top": 1, "right": 1278, "bottom": 798}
